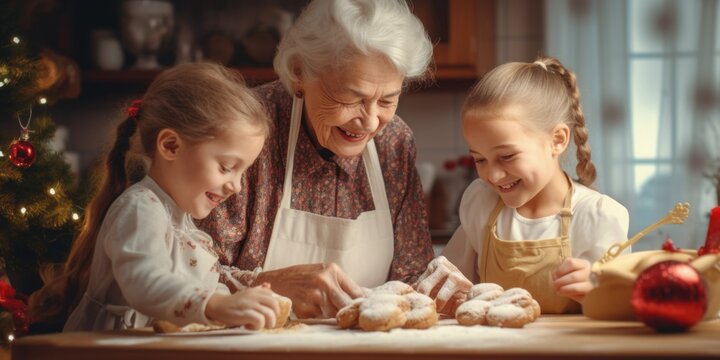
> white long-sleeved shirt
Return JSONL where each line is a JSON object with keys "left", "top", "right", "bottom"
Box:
{"left": 64, "top": 176, "right": 230, "bottom": 331}
{"left": 442, "top": 179, "right": 630, "bottom": 283}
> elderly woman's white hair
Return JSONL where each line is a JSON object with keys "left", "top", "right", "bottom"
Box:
{"left": 273, "top": 0, "right": 433, "bottom": 93}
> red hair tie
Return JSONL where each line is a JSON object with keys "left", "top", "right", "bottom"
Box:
{"left": 126, "top": 99, "right": 143, "bottom": 118}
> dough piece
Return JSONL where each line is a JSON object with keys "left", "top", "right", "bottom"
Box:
{"left": 468, "top": 283, "right": 504, "bottom": 301}
{"left": 154, "top": 293, "right": 292, "bottom": 333}
{"left": 273, "top": 293, "right": 293, "bottom": 328}
{"left": 527, "top": 299, "right": 541, "bottom": 321}
{"left": 403, "top": 292, "right": 438, "bottom": 329}
{"left": 485, "top": 304, "right": 531, "bottom": 328}
{"left": 180, "top": 322, "right": 226, "bottom": 332}
{"left": 455, "top": 299, "right": 492, "bottom": 326}
{"left": 336, "top": 298, "right": 363, "bottom": 329}
{"left": 496, "top": 287, "right": 532, "bottom": 300}
{"left": 491, "top": 289, "right": 533, "bottom": 308}
{"left": 152, "top": 320, "right": 225, "bottom": 333}
{"left": 153, "top": 320, "right": 182, "bottom": 333}
{"left": 372, "top": 280, "right": 414, "bottom": 295}
{"left": 358, "top": 293, "right": 409, "bottom": 331}
{"left": 490, "top": 289, "right": 539, "bottom": 323}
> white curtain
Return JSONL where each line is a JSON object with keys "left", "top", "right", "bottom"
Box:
{"left": 545, "top": 0, "right": 718, "bottom": 250}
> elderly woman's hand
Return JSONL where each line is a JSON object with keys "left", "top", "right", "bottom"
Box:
{"left": 413, "top": 256, "right": 473, "bottom": 316}
{"left": 254, "top": 263, "right": 364, "bottom": 319}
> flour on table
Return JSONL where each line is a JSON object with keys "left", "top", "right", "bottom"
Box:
{"left": 176, "top": 319, "right": 553, "bottom": 351}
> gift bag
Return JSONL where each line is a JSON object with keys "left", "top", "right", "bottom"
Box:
{"left": 583, "top": 203, "right": 720, "bottom": 321}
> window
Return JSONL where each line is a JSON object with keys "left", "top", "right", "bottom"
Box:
{"left": 628, "top": 0, "right": 717, "bottom": 250}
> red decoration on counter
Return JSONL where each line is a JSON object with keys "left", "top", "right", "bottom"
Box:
{"left": 631, "top": 260, "right": 707, "bottom": 333}
{"left": 661, "top": 237, "right": 679, "bottom": 253}
{"left": 698, "top": 206, "right": 720, "bottom": 256}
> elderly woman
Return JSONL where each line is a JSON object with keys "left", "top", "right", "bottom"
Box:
{"left": 198, "top": 0, "right": 435, "bottom": 318}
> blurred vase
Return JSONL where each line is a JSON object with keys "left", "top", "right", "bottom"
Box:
{"left": 120, "top": 0, "right": 174, "bottom": 69}
{"left": 91, "top": 30, "right": 124, "bottom": 70}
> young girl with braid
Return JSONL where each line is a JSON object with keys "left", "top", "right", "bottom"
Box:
{"left": 29, "top": 63, "right": 283, "bottom": 331}
{"left": 415, "top": 56, "right": 629, "bottom": 315}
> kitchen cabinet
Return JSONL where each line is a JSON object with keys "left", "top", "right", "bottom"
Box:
{"left": 28, "top": 0, "right": 494, "bottom": 92}
{"left": 413, "top": 0, "right": 495, "bottom": 82}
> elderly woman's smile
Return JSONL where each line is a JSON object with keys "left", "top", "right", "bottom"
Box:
{"left": 302, "top": 53, "right": 404, "bottom": 158}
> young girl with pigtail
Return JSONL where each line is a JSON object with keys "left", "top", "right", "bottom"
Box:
{"left": 29, "top": 62, "right": 283, "bottom": 332}
{"left": 416, "top": 56, "right": 629, "bottom": 315}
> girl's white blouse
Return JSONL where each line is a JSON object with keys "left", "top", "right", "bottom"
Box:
{"left": 442, "top": 179, "right": 630, "bottom": 283}
{"left": 64, "top": 176, "right": 230, "bottom": 331}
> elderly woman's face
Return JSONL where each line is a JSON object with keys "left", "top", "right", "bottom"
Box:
{"left": 301, "top": 53, "right": 404, "bottom": 158}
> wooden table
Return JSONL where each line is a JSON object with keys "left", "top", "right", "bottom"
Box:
{"left": 11, "top": 315, "right": 720, "bottom": 360}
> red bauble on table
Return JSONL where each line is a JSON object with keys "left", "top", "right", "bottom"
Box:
{"left": 8, "top": 139, "right": 36, "bottom": 168}
{"left": 631, "top": 260, "right": 707, "bottom": 332}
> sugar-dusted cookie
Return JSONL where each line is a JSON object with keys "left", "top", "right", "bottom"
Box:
{"left": 403, "top": 292, "right": 438, "bottom": 329}
{"left": 336, "top": 298, "right": 363, "bottom": 329}
{"left": 372, "top": 280, "right": 414, "bottom": 295}
{"left": 468, "top": 283, "right": 504, "bottom": 301}
{"left": 456, "top": 283, "right": 540, "bottom": 328}
{"left": 455, "top": 299, "right": 493, "bottom": 326}
{"left": 336, "top": 281, "right": 441, "bottom": 331}
{"left": 358, "top": 293, "right": 410, "bottom": 331}
{"left": 486, "top": 304, "right": 532, "bottom": 328}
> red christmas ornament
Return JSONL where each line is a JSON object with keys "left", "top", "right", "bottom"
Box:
{"left": 9, "top": 129, "right": 36, "bottom": 168}
{"left": 631, "top": 260, "right": 707, "bottom": 332}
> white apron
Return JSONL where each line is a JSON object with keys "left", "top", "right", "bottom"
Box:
{"left": 263, "top": 95, "right": 394, "bottom": 287}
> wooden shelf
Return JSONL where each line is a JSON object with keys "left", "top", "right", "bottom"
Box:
{"left": 82, "top": 67, "right": 279, "bottom": 86}
{"left": 78, "top": 0, "right": 492, "bottom": 94}
{"left": 81, "top": 65, "right": 477, "bottom": 93}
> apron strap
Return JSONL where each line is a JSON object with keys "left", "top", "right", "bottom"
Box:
{"left": 558, "top": 176, "right": 574, "bottom": 257}
{"left": 362, "top": 140, "right": 390, "bottom": 211}
{"left": 280, "top": 95, "right": 304, "bottom": 209}
{"left": 481, "top": 198, "right": 505, "bottom": 282}
{"left": 487, "top": 198, "right": 505, "bottom": 237}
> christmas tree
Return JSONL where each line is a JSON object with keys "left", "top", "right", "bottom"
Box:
{"left": 0, "top": 2, "right": 81, "bottom": 300}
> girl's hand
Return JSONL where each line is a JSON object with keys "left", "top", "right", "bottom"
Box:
{"left": 552, "top": 257, "right": 593, "bottom": 303}
{"left": 254, "top": 263, "right": 364, "bottom": 319}
{"left": 413, "top": 256, "right": 472, "bottom": 315}
{"left": 205, "top": 286, "right": 280, "bottom": 330}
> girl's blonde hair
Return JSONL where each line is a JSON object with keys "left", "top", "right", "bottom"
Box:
{"left": 28, "top": 62, "right": 271, "bottom": 328}
{"left": 462, "top": 56, "right": 596, "bottom": 187}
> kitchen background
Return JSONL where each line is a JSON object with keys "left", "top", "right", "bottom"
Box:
{"left": 1, "top": 0, "right": 718, "bottom": 255}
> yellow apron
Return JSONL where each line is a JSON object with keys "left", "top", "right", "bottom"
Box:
{"left": 480, "top": 182, "right": 581, "bottom": 314}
